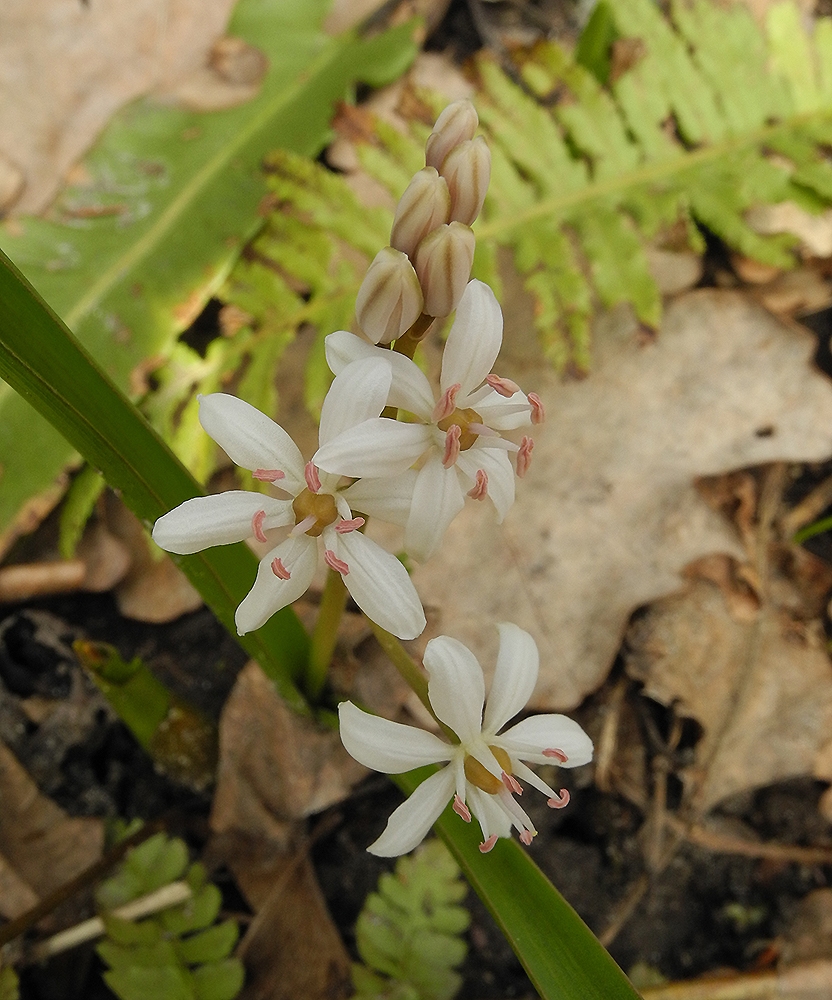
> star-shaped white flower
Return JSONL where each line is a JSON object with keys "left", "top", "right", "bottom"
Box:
{"left": 314, "top": 280, "right": 542, "bottom": 562}
{"left": 152, "top": 359, "right": 425, "bottom": 640}
{"left": 339, "top": 623, "right": 592, "bottom": 856}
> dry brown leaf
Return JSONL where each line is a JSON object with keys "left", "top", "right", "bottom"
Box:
{"left": 625, "top": 579, "right": 832, "bottom": 812}
{"left": 0, "top": 740, "right": 103, "bottom": 899}
{"left": 0, "top": 850, "right": 39, "bottom": 920}
{"left": 210, "top": 662, "right": 366, "bottom": 842}
{"left": 411, "top": 289, "right": 832, "bottom": 710}
{"left": 0, "top": 0, "right": 237, "bottom": 214}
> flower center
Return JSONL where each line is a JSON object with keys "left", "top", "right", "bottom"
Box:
{"left": 464, "top": 746, "right": 512, "bottom": 794}
{"left": 291, "top": 489, "right": 338, "bottom": 537}
{"left": 437, "top": 406, "right": 482, "bottom": 451}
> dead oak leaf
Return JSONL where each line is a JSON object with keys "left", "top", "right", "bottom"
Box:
{"left": 412, "top": 290, "right": 832, "bottom": 710}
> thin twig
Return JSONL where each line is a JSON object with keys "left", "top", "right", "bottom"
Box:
{"left": 781, "top": 470, "right": 832, "bottom": 537}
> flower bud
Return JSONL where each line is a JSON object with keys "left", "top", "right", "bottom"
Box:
{"left": 390, "top": 167, "right": 451, "bottom": 258}
{"left": 425, "top": 100, "right": 479, "bottom": 171}
{"left": 441, "top": 136, "right": 491, "bottom": 226}
{"left": 414, "top": 221, "right": 476, "bottom": 318}
{"left": 355, "top": 247, "right": 424, "bottom": 344}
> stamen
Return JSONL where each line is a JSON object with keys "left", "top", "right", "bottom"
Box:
{"left": 291, "top": 514, "right": 317, "bottom": 536}
{"left": 253, "top": 468, "right": 285, "bottom": 482}
{"left": 335, "top": 517, "right": 365, "bottom": 534}
{"left": 467, "top": 421, "right": 498, "bottom": 438}
{"left": 528, "top": 392, "right": 545, "bottom": 425}
{"left": 442, "top": 424, "right": 462, "bottom": 468}
{"left": 479, "top": 834, "right": 499, "bottom": 854}
{"left": 453, "top": 794, "right": 472, "bottom": 822}
{"left": 324, "top": 549, "right": 350, "bottom": 575}
{"left": 485, "top": 373, "right": 520, "bottom": 397}
{"left": 304, "top": 461, "right": 322, "bottom": 493}
{"left": 516, "top": 436, "right": 534, "bottom": 478}
{"left": 467, "top": 469, "right": 488, "bottom": 500}
{"left": 432, "top": 382, "right": 461, "bottom": 422}
{"left": 271, "top": 557, "right": 291, "bottom": 580}
{"left": 520, "top": 830, "right": 535, "bottom": 846}
{"left": 547, "top": 789, "right": 571, "bottom": 809}
{"left": 502, "top": 772, "right": 523, "bottom": 795}
{"left": 251, "top": 509, "right": 268, "bottom": 543}
{"left": 543, "top": 747, "right": 569, "bottom": 763}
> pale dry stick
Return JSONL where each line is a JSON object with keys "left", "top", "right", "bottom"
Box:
{"left": 26, "top": 882, "right": 192, "bottom": 963}
{"left": 594, "top": 676, "right": 628, "bottom": 793}
{"left": 639, "top": 958, "right": 832, "bottom": 1000}
{"left": 780, "top": 468, "right": 832, "bottom": 537}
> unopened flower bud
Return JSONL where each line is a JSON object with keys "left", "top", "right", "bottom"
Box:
{"left": 425, "top": 100, "right": 479, "bottom": 171}
{"left": 390, "top": 167, "right": 451, "bottom": 258}
{"left": 414, "top": 221, "right": 475, "bottom": 318}
{"left": 441, "top": 137, "right": 491, "bottom": 226}
{"left": 355, "top": 247, "right": 424, "bottom": 344}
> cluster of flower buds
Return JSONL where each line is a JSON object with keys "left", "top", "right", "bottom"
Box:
{"left": 355, "top": 101, "right": 492, "bottom": 345}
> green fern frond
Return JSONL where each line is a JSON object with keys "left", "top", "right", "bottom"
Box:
{"left": 352, "top": 840, "right": 469, "bottom": 1000}
{"left": 96, "top": 833, "right": 244, "bottom": 1000}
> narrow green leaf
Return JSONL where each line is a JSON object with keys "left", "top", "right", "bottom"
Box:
{"left": 0, "top": 249, "right": 310, "bottom": 709}
{"left": 394, "top": 770, "right": 642, "bottom": 1000}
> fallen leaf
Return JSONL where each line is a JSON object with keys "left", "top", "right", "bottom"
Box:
{"left": 624, "top": 578, "right": 832, "bottom": 811}
{"left": 0, "top": 740, "right": 103, "bottom": 899}
{"left": 0, "top": 0, "right": 237, "bottom": 214}
{"left": 412, "top": 289, "right": 832, "bottom": 710}
{"left": 0, "top": 851, "right": 39, "bottom": 920}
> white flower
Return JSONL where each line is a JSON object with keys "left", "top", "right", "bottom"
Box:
{"left": 339, "top": 623, "right": 592, "bottom": 856}
{"left": 152, "top": 358, "right": 425, "bottom": 640}
{"left": 315, "top": 280, "right": 543, "bottom": 562}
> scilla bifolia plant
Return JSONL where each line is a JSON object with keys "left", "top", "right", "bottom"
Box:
{"left": 0, "top": 101, "right": 640, "bottom": 999}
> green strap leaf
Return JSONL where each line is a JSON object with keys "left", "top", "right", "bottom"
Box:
{"left": 0, "top": 249, "right": 310, "bottom": 711}
{"left": 395, "top": 770, "right": 642, "bottom": 1000}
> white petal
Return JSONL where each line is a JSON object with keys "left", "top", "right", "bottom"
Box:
{"left": 404, "top": 455, "right": 465, "bottom": 562}
{"left": 342, "top": 470, "right": 418, "bottom": 526}
{"left": 152, "top": 492, "right": 293, "bottom": 555}
{"left": 325, "top": 330, "right": 378, "bottom": 373}
{"left": 368, "top": 768, "right": 455, "bottom": 857}
{"left": 198, "top": 394, "right": 306, "bottom": 494}
{"left": 324, "top": 333, "right": 434, "bottom": 418}
{"left": 466, "top": 785, "right": 512, "bottom": 843}
{"left": 424, "top": 636, "right": 485, "bottom": 744}
{"left": 234, "top": 535, "right": 317, "bottom": 634}
{"left": 314, "top": 419, "right": 431, "bottom": 478}
{"left": 455, "top": 446, "right": 515, "bottom": 521}
{"left": 476, "top": 389, "right": 532, "bottom": 431}
{"left": 329, "top": 529, "right": 426, "bottom": 639}
{"left": 338, "top": 701, "right": 451, "bottom": 773}
{"left": 482, "top": 623, "right": 539, "bottom": 736}
{"left": 440, "top": 281, "right": 502, "bottom": 397}
{"left": 318, "top": 357, "right": 392, "bottom": 446}
{"left": 497, "top": 715, "right": 594, "bottom": 767}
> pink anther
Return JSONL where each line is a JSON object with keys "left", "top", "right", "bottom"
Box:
{"left": 486, "top": 373, "right": 520, "bottom": 397}
{"left": 467, "top": 469, "right": 488, "bottom": 500}
{"left": 271, "top": 557, "right": 291, "bottom": 580}
{"left": 324, "top": 549, "right": 350, "bottom": 575}
{"left": 516, "top": 436, "right": 534, "bottom": 478}
{"left": 453, "top": 794, "right": 472, "bottom": 822}
{"left": 335, "top": 517, "right": 365, "bottom": 534}
{"left": 542, "top": 748, "right": 569, "bottom": 763}
{"left": 251, "top": 509, "right": 268, "bottom": 543}
{"left": 528, "top": 392, "right": 545, "bottom": 425}
{"left": 547, "top": 789, "right": 571, "bottom": 809}
{"left": 502, "top": 772, "right": 523, "bottom": 795}
{"left": 304, "top": 461, "right": 322, "bottom": 493}
{"left": 520, "top": 829, "right": 534, "bottom": 846}
{"left": 253, "top": 468, "right": 285, "bottom": 482}
{"left": 433, "top": 383, "right": 461, "bottom": 422}
{"left": 442, "top": 424, "right": 461, "bottom": 469}
{"left": 479, "top": 834, "right": 499, "bottom": 854}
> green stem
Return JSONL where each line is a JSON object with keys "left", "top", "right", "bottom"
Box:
{"left": 307, "top": 568, "right": 350, "bottom": 700}
{"left": 367, "top": 620, "right": 457, "bottom": 742}
{"left": 393, "top": 312, "right": 435, "bottom": 361}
